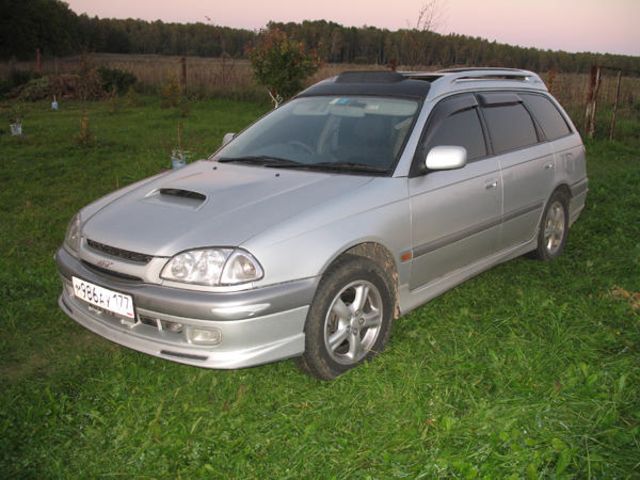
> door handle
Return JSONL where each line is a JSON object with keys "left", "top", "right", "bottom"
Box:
{"left": 544, "top": 163, "right": 554, "bottom": 170}
{"left": 485, "top": 180, "right": 498, "bottom": 190}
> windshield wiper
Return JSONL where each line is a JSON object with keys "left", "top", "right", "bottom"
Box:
{"left": 300, "top": 162, "right": 389, "bottom": 174}
{"left": 219, "top": 157, "right": 388, "bottom": 175}
{"left": 217, "top": 156, "right": 304, "bottom": 167}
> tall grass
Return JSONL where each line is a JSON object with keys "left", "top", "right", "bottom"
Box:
{"left": 1, "top": 53, "right": 638, "bottom": 138}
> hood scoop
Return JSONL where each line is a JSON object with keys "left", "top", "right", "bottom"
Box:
{"left": 159, "top": 188, "right": 206, "bottom": 201}
{"left": 143, "top": 188, "right": 207, "bottom": 210}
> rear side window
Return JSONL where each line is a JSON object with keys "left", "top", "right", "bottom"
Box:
{"left": 521, "top": 93, "right": 571, "bottom": 140}
{"left": 482, "top": 103, "right": 538, "bottom": 154}
{"left": 426, "top": 108, "right": 487, "bottom": 161}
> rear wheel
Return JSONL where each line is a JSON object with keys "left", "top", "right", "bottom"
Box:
{"left": 531, "top": 190, "right": 569, "bottom": 261}
{"left": 296, "top": 256, "right": 393, "bottom": 380}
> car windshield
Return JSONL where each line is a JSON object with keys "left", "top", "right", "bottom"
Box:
{"left": 215, "top": 96, "right": 420, "bottom": 174}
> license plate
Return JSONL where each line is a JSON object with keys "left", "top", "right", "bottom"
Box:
{"left": 72, "top": 276, "right": 135, "bottom": 319}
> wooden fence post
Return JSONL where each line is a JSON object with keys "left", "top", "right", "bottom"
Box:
{"left": 221, "top": 54, "right": 227, "bottom": 86}
{"left": 609, "top": 70, "right": 622, "bottom": 141}
{"left": 546, "top": 69, "right": 556, "bottom": 94}
{"left": 36, "top": 48, "right": 42, "bottom": 73}
{"left": 584, "top": 65, "right": 601, "bottom": 139}
{"left": 180, "top": 57, "right": 187, "bottom": 92}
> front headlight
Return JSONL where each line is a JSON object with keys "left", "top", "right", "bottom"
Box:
{"left": 160, "top": 248, "right": 264, "bottom": 286}
{"left": 64, "top": 213, "right": 82, "bottom": 254}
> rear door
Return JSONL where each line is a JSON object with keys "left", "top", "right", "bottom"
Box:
{"left": 409, "top": 94, "right": 502, "bottom": 289}
{"left": 520, "top": 92, "right": 586, "bottom": 220}
{"left": 478, "top": 93, "right": 553, "bottom": 250}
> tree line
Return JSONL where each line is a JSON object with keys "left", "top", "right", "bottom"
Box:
{"left": 2, "top": 0, "right": 639, "bottom": 74}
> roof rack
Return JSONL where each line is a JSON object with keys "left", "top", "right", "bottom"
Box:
{"left": 438, "top": 67, "right": 527, "bottom": 73}
{"left": 437, "top": 67, "right": 541, "bottom": 83}
{"left": 455, "top": 73, "right": 531, "bottom": 82}
{"left": 426, "top": 67, "right": 547, "bottom": 98}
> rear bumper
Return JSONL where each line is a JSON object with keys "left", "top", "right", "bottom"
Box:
{"left": 569, "top": 178, "right": 588, "bottom": 225}
{"left": 56, "top": 247, "right": 316, "bottom": 369}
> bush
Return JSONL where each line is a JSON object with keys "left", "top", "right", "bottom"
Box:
{"left": 125, "top": 85, "right": 143, "bottom": 107}
{"left": 76, "top": 68, "right": 105, "bottom": 101}
{"left": 75, "top": 110, "right": 95, "bottom": 146}
{"left": 0, "top": 70, "right": 41, "bottom": 98}
{"left": 160, "top": 76, "right": 182, "bottom": 108}
{"left": 16, "top": 77, "right": 50, "bottom": 101}
{"left": 54, "top": 74, "right": 83, "bottom": 99}
{"left": 248, "top": 28, "right": 320, "bottom": 104}
{"left": 98, "top": 67, "right": 137, "bottom": 95}
{"left": 13, "top": 73, "right": 101, "bottom": 101}
{"left": 5, "top": 102, "right": 24, "bottom": 124}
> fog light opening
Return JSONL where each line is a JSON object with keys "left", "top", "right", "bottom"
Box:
{"left": 159, "top": 319, "right": 184, "bottom": 333}
{"left": 188, "top": 327, "right": 222, "bottom": 346}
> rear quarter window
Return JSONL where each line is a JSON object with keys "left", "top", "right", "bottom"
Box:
{"left": 482, "top": 102, "right": 538, "bottom": 154}
{"left": 521, "top": 93, "right": 572, "bottom": 141}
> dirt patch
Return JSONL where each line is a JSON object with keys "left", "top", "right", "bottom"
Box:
{"left": 610, "top": 285, "right": 640, "bottom": 312}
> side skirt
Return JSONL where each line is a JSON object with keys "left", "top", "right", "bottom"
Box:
{"left": 398, "top": 237, "right": 537, "bottom": 315}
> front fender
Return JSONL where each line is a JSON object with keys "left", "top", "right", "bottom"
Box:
{"left": 244, "top": 178, "right": 412, "bottom": 288}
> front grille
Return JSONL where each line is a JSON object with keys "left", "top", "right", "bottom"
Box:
{"left": 82, "top": 260, "right": 143, "bottom": 282}
{"left": 87, "top": 239, "right": 153, "bottom": 264}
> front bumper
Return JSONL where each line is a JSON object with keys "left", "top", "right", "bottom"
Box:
{"left": 55, "top": 247, "right": 317, "bottom": 369}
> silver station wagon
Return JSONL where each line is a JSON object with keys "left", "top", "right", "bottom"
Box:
{"left": 56, "top": 68, "right": 588, "bottom": 379}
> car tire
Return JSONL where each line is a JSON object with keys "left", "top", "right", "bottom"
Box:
{"left": 530, "top": 189, "right": 570, "bottom": 261}
{"left": 296, "top": 255, "right": 394, "bottom": 380}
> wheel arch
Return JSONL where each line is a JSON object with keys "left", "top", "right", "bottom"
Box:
{"left": 552, "top": 183, "right": 572, "bottom": 200}
{"left": 320, "top": 241, "right": 401, "bottom": 319}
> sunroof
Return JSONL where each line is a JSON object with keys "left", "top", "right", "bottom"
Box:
{"left": 298, "top": 71, "right": 433, "bottom": 98}
{"left": 404, "top": 73, "right": 442, "bottom": 82}
{"left": 335, "top": 71, "right": 404, "bottom": 84}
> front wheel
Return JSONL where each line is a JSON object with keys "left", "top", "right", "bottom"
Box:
{"left": 296, "top": 256, "right": 394, "bottom": 380}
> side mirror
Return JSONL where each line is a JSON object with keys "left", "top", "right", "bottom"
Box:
{"left": 425, "top": 146, "right": 467, "bottom": 171}
{"left": 222, "top": 132, "right": 236, "bottom": 147}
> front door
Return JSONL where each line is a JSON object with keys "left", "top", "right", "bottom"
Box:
{"left": 409, "top": 94, "right": 502, "bottom": 289}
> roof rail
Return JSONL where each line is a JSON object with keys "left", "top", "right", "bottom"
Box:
{"left": 435, "top": 67, "right": 542, "bottom": 84}
{"left": 438, "top": 67, "right": 527, "bottom": 73}
{"left": 455, "top": 73, "right": 531, "bottom": 82}
{"left": 426, "top": 67, "right": 547, "bottom": 99}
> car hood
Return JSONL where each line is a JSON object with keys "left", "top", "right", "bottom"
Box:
{"left": 81, "top": 161, "right": 373, "bottom": 257}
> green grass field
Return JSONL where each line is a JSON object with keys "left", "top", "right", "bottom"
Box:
{"left": 1, "top": 98, "right": 638, "bottom": 479}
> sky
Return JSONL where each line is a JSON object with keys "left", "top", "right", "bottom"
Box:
{"left": 65, "top": 0, "right": 639, "bottom": 56}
